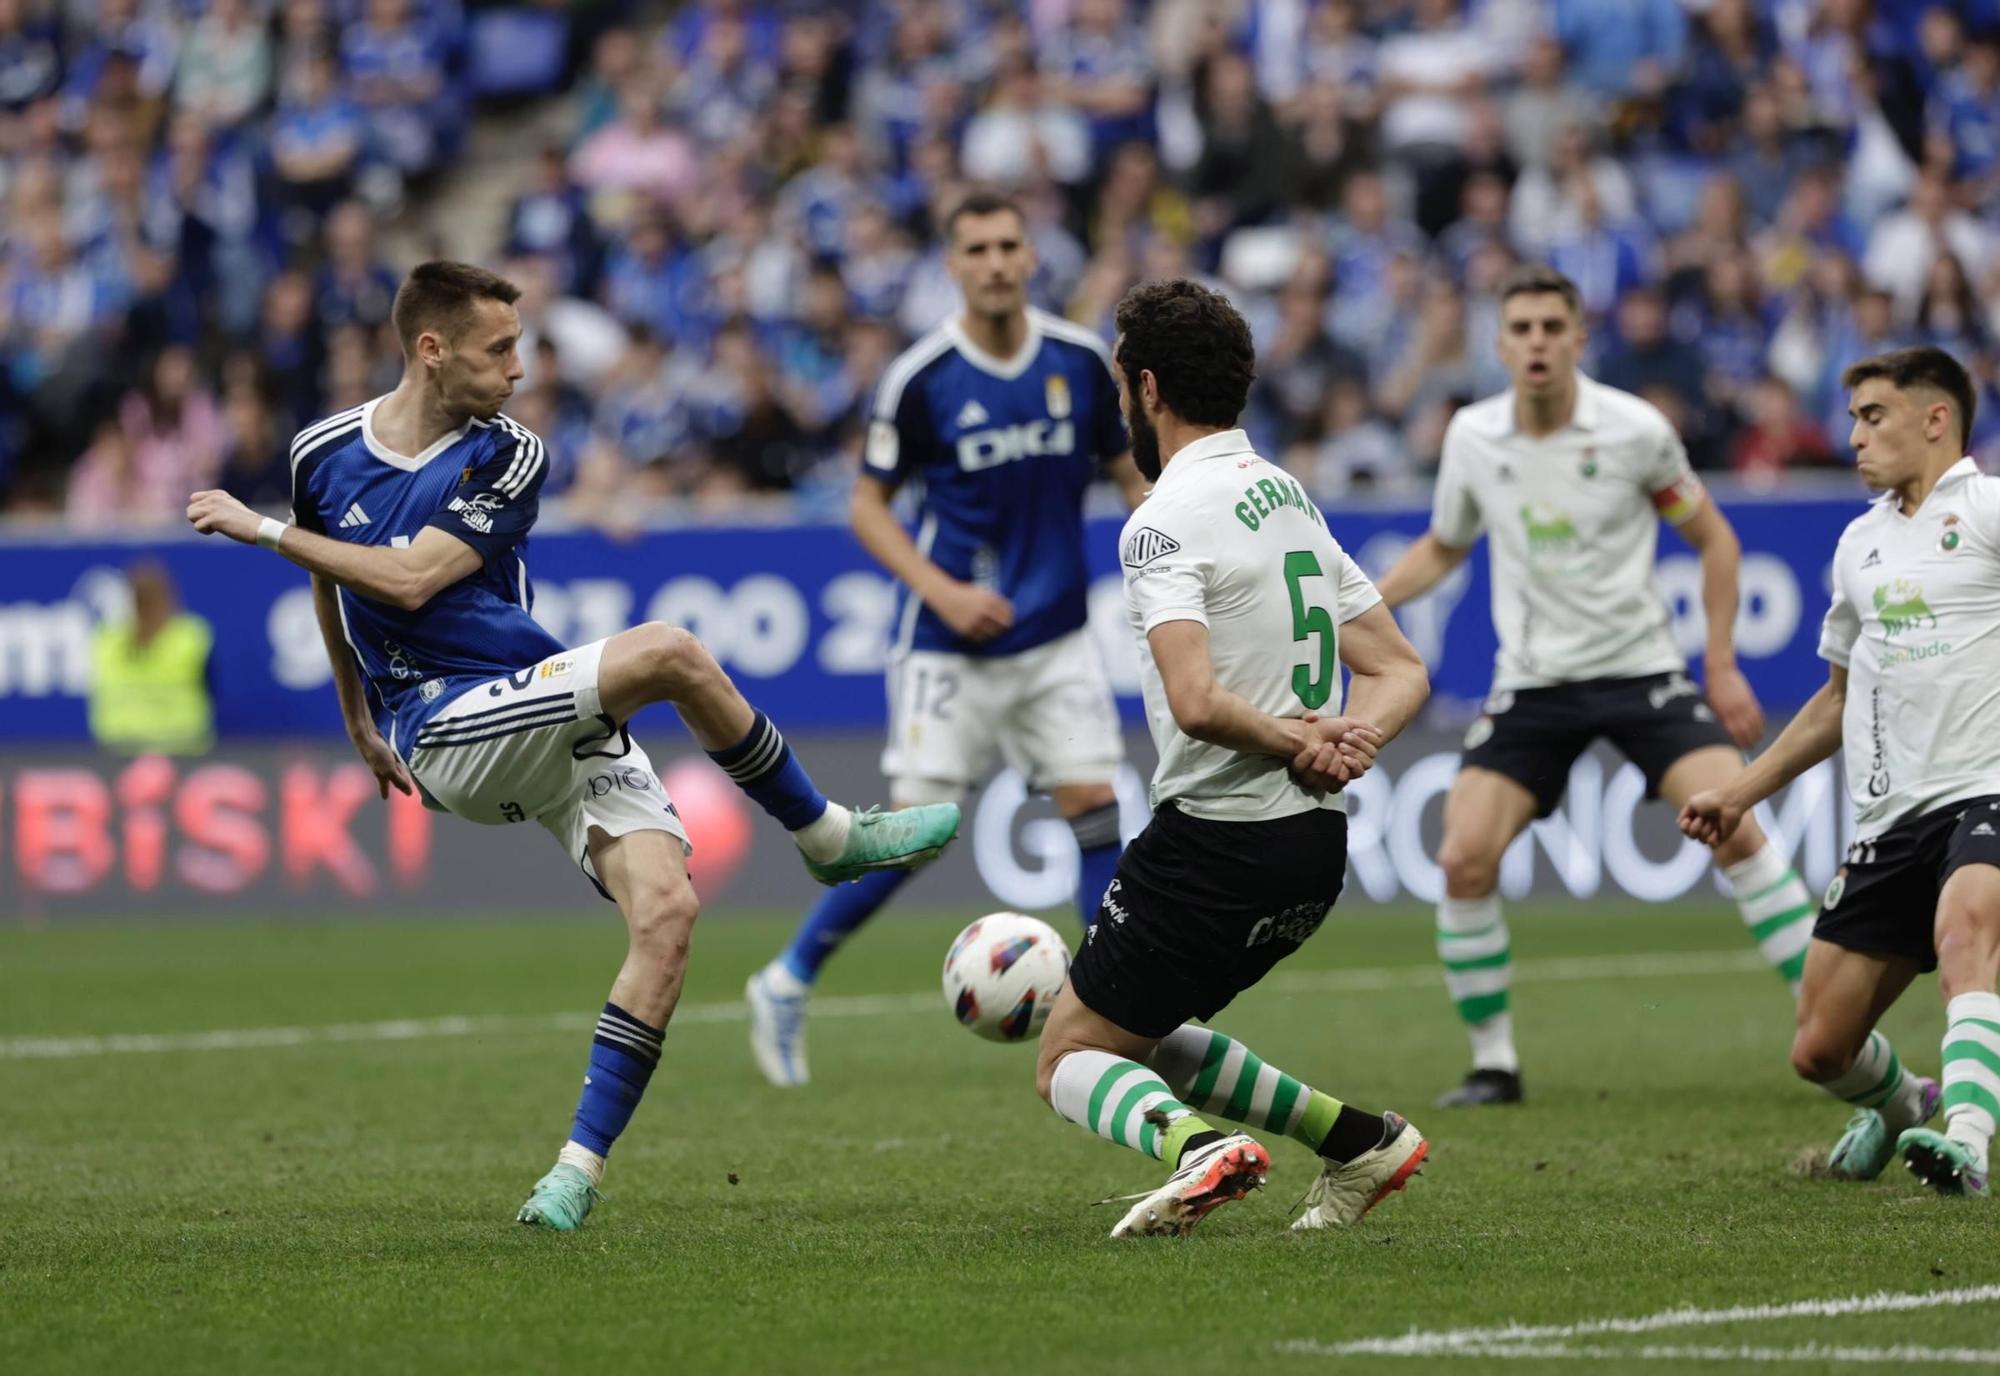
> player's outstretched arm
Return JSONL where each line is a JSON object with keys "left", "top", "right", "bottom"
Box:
{"left": 849, "top": 472, "right": 1014, "bottom": 641}
{"left": 310, "top": 573, "right": 413, "bottom": 799}
{"left": 1145, "top": 619, "right": 1353, "bottom": 791}
{"left": 188, "top": 489, "right": 480, "bottom": 611}
{"left": 1679, "top": 665, "right": 1847, "bottom": 847}
{"left": 1374, "top": 532, "right": 1470, "bottom": 609}
{"left": 1332, "top": 602, "right": 1431, "bottom": 747}
{"left": 1670, "top": 500, "right": 1766, "bottom": 748}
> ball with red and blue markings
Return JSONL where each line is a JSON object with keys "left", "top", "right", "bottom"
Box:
{"left": 941, "top": 912, "right": 1071, "bottom": 1043}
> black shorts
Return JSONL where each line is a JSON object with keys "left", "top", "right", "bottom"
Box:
{"left": 1067, "top": 802, "right": 1347, "bottom": 1039}
{"left": 1460, "top": 672, "right": 1736, "bottom": 818}
{"left": 1814, "top": 796, "right": 2000, "bottom": 971}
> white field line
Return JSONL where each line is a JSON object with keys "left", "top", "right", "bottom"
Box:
{"left": 1281, "top": 1284, "right": 2000, "bottom": 1366}
{"left": 0, "top": 947, "right": 1766, "bottom": 1064}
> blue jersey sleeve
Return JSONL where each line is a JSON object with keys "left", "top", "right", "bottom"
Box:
{"left": 290, "top": 443, "right": 328, "bottom": 534}
{"left": 426, "top": 420, "right": 547, "bottom": 558}
{"left": 862, "top": 366, "right": 928, "bottom": 488}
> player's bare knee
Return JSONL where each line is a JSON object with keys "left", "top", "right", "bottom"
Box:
{"left": 626, "top": 881, "right": 699, "bottom": 962}
{"left": 638, "top": 622, "right": 720, "bottom": 697}
{"left": 1790, "top": 1022, "right": 1859, "bottom": 1083}
{"left": 1438, "top": 841, "right": 1500, "bottom": 899}
{"left": 1934, "top": 913, "right": 1997, "bottom": 1000}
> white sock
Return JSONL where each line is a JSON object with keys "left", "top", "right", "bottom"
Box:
{"left": 759, "top": 960, "right": 808, "bottom": 997}
{"left": 793, "top": 801, "right": 852, "bottom": 863}
{"left": 558, "top": 1140, "right": 606, "bottom": 1187}
{"left": 1722, "top": 841, "right": 1814, "bottom": 996}
{"left": 1047, "top": 1049, "right": 1193, "bottom": 1161}
{"left": 1437, "top": 893, "right": 1517, "bottom": 1072}
{"left": 1942, "top": 991, "right": 2000, "bottom": 1170}
{"left": 1819, "top": 1029, "right": 1930, "bottom": 1131}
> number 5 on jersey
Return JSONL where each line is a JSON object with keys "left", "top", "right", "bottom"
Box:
{"left": 1285, "top": 550, "right": 1335, "bottom": 710}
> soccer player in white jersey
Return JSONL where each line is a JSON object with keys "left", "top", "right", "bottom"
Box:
{"left": 1683, "top": 347, "right": 1999, "bottom": 1198}
{"left": 1031, "top": 279, "right": 1434, "bottom": 1237}
{"left": 744, "top": 190, "right": 1146, "bottom": 1086}
{"left": 185, "top": 261, "right": 960, "bottom": 1231}
{"left": 1376, "top": 263, "right": 1812, "bottom": 1108}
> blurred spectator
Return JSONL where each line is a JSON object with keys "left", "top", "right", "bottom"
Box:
{"left": 1731, "top": 375, "right": 1836, "bottom": 487}
{"left": 175, "top": 0, "right": 273, "bottom": 130}
{"left": 1503, "top": 34, "right": 1595, "bottom": 170}
{"left": 1547, "top": 171, "right": 1651, "bottom": 319}
{"left": 1510, "top": 123, "right": 1636, "bottom": 257}
{"left": 1041, "top": 0, "right": 1155, "bottom": 170}
{"left": 1375, "top": 0, "right": 1490, "bottom": 161}
{"left": 1306, "top": 376, "right": 1412, "bottom": 497}
{"left": 271, "top": 46, "right": 366, "bottom": 222}
{"left": 257, "top": 270, "right": 325, "bottom": 431}
{"left": 1863, "top": 170, "right": 1996, "bottom": 320}
{"left": 507, "top": 146, "right": 600, "bottom": 296}
{"left": 88, "top": 561, "right": 215, "bottom": 757}
{"left": 315, "top": 200, "right": 399, "bottom": 330}
{"left": 1599, "top": 285, "right": 1710, "bottom": 441}
{"left": 216, "top": 364, "right": 292, "bottom": 509}
{"left": 1552, "top": 0, "right": 1686, "bottom": 99}
{"left": 569, "top": 81, "right": 698, "bottom": 210}
{"left": 961, "top": 56, "right": 1091, "bottom": 188}
{"left": 572, "top": 26, "right": 644, "bottom": 147}
{"left": 1188, "top": 52, "right": 1288, "bottom": 234}
{"left": 0, "top": 0, "right": 64, "bottom": 129}
{"left": 1247, "top": 273, "right": 1366, "bottom": 455}
{"left": 342, "top": 0, "right": 460, "bottom": 180}
{"left": 1376, "top": 280, "right": 1482, "bottom": 424}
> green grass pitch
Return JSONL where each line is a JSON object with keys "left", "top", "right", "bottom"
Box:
{"left": 2, "top": 902, "right": 1996, "bottom": 1375}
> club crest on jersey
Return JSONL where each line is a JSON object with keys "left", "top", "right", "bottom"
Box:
{"left": 1122, "top": 526, "right": 1181, "bottom": 568}
{"left": 1045, "top": 374, "right": 1072, "bottom": 419}
{"left": 1580, "top": 448, "right": 1598, "bottom": 478}
{"left": 1943, "top": 514, "right": 1962, "bottom": 552}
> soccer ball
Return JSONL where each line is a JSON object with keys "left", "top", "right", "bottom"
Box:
{"left": 941, "top": 912, "right": 1071, "bottom": 1043}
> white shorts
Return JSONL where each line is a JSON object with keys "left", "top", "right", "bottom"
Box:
{"left": 882, "top": 628, "right": 1123, "bottom": 802}
{"left": 408, "top": 638, "right": 691, "bottom": 893}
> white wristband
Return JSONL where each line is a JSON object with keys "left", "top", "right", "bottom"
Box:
{"left": 256, "top": 517, "right": 288, "bottom": 550}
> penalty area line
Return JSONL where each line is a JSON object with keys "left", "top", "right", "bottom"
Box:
{"left": 0, "top": 946, "right": 1767, "bottom": 1062}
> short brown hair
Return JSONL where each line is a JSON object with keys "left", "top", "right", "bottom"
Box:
{"left": 391, "top": 260, "right": 521, "bottom": 353}
{"left": 944, "top": 188, "right": 1025, "bottom": 242}
{"left": 1114, "top": 278, "right": 1255, "bottom": 427}
{"left": 1498, "top": 262, "right": 1583, "bottom": 317}
{"left": 1843, "top": 346, "right": 1976, "bottom": 452}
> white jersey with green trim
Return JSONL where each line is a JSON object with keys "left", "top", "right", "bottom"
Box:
{"left": 1430, "top": 374, "right": 1707, "bottom": 692}
{"left": 1119, "top": 428, "right": 1381, "bottom": 823}
{"left": 1819, "top": 457, "right": 2000, "bottom": 841}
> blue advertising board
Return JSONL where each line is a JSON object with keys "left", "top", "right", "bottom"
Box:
{"left": 0, "top": 488, "right": 1864, "bottom": 742}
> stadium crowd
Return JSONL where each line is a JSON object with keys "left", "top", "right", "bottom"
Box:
{"left": 6, "top": 0, "right": 2000, "bottom": 529}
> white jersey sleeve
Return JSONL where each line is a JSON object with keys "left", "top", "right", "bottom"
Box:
{"left": 1818, "top": 551, "right": 1861, "bottom": 669}
{"left": 1121, "top": 508, "right": 1212, "bottom": 632}
{"left": 1637, "top": 409, "right": 1706, "bottom": 527}
{"left": 1332, "top": 539, "right": 1384, "bottom": 623}
{"left": 1429, "top": 419, "right": 1483, "bottom": 548}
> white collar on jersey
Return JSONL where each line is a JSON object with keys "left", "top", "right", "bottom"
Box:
{"left": 944, "top": 310, "right": 1045, "bottom": 379}
{"left": 1477, "top": 371, "right": 1604, "bottom": 438}
{"left": 1873, "top": 455, "right": 1980, "bottom": 511}
{"left": 361, "top": 396, "right": 472, "bottom": 471}
{"left": 1154, "top": 428, "right": 1254, "bottom": 492}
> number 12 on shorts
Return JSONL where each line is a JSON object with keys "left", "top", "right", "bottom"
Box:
{"left": 1284, "top": 550, "right": 1334, "bottom": 710}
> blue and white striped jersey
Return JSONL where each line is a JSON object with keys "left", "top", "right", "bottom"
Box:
{"left": 289, "top": 396, "right": 566, "bottom": 757}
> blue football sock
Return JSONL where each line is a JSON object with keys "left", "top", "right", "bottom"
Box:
{"left": 567, "top": 1002, "right": 663, "bottom": 1157}
{"left": 1070, "top": 804, "right": 1123, "bottom": 931}
{"left": 707, "top": 710, "right": 828, "bottom": 831}
{"left": 781, "top": 866, "right": 913, "bottom": 984}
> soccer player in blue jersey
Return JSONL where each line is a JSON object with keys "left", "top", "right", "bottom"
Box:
{"left": 185, "top": 261, "right": 960, "bottom": 1230}
{"left": 745, "top": 191, "right": 1147, "bottom": 1086}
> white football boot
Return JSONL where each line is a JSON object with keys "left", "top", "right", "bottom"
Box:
{"left": 1291, "top": 1111, "right": 1428, "bottom": 1230}
{"left": 1110, "top": 1132, "right": 1271, "bottom": 1238}
{"left": 745, "top": 963, "right": 810, "bottom": 1087}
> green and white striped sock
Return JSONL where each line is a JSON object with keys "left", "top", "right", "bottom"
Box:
{"left": 1942, "top": 992, "right": 2000, "bottom": 1170}
{"left": 1723, "top": 842, "right": 1814, "bottom": 994}
{"left": 1821, "top": 1029, "right": 1931, "bottom": 1131}
{"left": 1048, "top": 1050, "right": 1210, "bottom": 1163}
{"left": 1148, "top": 1025, "right": 1344, "bottom": 1151}
{"left": 1437, "top": 893, "right": 1518, "bottom": 1072}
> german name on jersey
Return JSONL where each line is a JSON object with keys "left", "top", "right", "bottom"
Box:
{"left": 865, "top": 307, "right": 1129, "bottom": 658}
{"left": 1119, "top": 429, "right": 1381, "bottom": 823}
{"left": 1432, "top": 374, "right": 1707, "bottom": 691}
{"left": 1820, "top": 457, "right": 2000, "bottom": 840}
{"left": 289, "top": 397, "right": 565, "bottom": 756}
